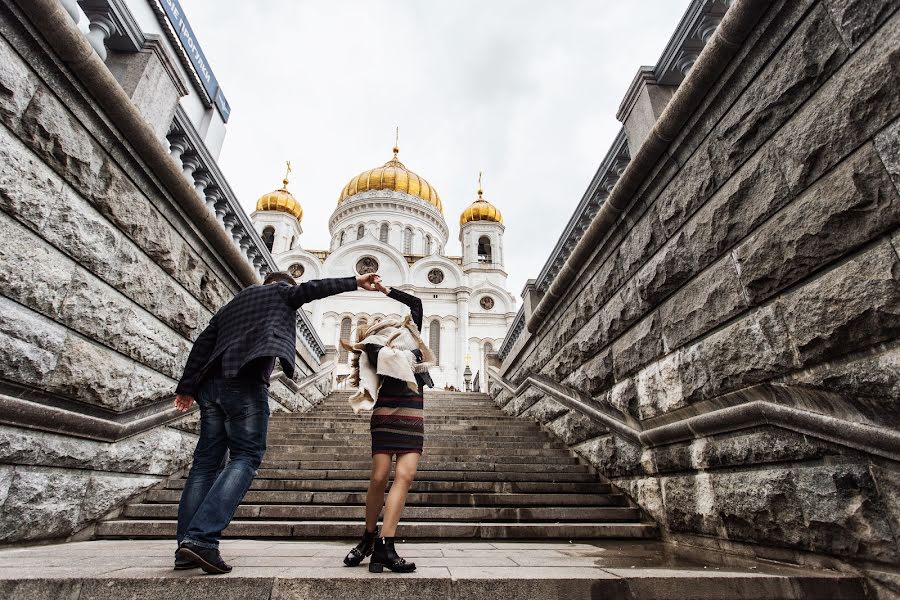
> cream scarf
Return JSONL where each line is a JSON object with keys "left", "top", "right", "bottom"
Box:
{"left": 341, "top": 315, "right": 435, "bottom": 414}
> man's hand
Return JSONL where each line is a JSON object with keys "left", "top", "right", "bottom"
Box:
{"left": 357, "top": 273, "right": 381, "bottom": 291}
{"left": 174, "top": 394, "right": 195, "bottom": 412}
{"left": 374, "top": 280, "right": 390, "bottom": 295}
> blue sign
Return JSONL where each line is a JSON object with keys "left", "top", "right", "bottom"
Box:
{"left": 159, "top": 0, "right": 231, "bottom": 122}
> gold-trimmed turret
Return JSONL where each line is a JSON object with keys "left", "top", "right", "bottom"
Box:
{"left": 460, "top": 172, "right": 502, "bottom": 226}
{"left": 256, "top": 161, "right": 303, "bottom": 221}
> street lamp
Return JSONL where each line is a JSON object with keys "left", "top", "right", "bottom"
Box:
{"left": 463, "top": 353, "right": 472, "bottom": 392}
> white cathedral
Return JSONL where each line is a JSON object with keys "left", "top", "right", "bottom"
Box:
{"left": 250, "top": 143, "right": 516, "bottom": 389}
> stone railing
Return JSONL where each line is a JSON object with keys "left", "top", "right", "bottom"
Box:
{"left": 497, "top": 307, "right": 525, "bottom": 361}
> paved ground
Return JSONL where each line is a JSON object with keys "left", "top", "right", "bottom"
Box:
{"left": 0, "top": 539, "right": 864, "bottom": 599}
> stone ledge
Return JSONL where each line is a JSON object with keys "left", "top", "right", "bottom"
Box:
{"left": 0, "top": 540, "right": 865, "bottom": 600}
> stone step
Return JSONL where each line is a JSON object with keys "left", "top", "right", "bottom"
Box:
{"left": 0, "top": 540, "right": 866, "bottom": 599}
{"left": 257, "top": 460, "right": 591, "bottom": 472}
{"left": 144, "top": 490, "right": 617, "bottom": 507}
{"left": 163, "top": 478, "right": 615, "bottom": 494}
{"left": 267, "top": 433, "right": 547, "bottom": 443}
{"left": 264, "top": 445, "right": 573, "bottom": 458}
{"left": 262, "top": 451, "right": 579, "bottom": 464}
{"left": 270, "top": 416, "right": 527, "bottom": 424}
{"left": 265, "top": 438, "right": 566, "bottom": 450}
{"left": 254, "top": 468, "right": 597, "bottom": 482}
{"left": 95, "top": 519, "right": 658, "bottom": 540}
{"left": 123, "top": 504, "right": 641, "bottom": 522}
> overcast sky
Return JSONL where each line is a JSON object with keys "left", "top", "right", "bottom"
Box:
{"left": 183, "top": 0, "right": 688, "bottom": 297}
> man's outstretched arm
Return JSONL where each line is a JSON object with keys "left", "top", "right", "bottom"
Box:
{"left": 284, "top": 274, "right": 380, "bottom": 309}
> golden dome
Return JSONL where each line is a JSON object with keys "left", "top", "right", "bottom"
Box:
{"left": 460, "top": 173, "right": 502, "bottom": 225}
{"left": 338, "top": 144, "right": 443, "bottom": 212}
{"left": 256, "top": 162, "right": 303, "bottom": 221}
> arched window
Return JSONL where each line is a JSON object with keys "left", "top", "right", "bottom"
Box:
{"left": 357, "top": 224, "right": 365, "bottom": 240}
{"left": 262, "top": 226, "right": 275, "bottom": 252}
{"left": 477, "top": 236, "right": 492, "bottom": 263}
{"left": 403, "top": 228, "right": 413, "bottom": 254}
{"left": 425, "top": 234, "right": 432, "bottom": 255}
{"left": 289, "top": 235, "right": 296, "bottom": 250}
{"left": 338, "top": 231, "right": 345, "bottom": 247}
{"left": 338, "top": 317, "right": 352, "bottom": 363}
{"left": 429, "top": 319, "right": 441, "bottom": 366}
{"left": 379, "top": 223, "right": 389, "bottom": 243}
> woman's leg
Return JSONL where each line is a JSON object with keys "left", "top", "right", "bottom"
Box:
{"left": 365, "top": 453, "right": 392, "bottom": 532}
{"left": 381, "top": 452, "right": 420, "bottom": 537}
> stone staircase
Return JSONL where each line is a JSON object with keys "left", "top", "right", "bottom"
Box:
{"left": 97, "top": 389, "right": 657, "bottom": 540}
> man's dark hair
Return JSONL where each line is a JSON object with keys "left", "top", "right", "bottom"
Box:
{"left": 263, "top": 271, "right": 297, "bottom": 286}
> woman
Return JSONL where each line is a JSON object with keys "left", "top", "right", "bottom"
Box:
{"left": 342, "top": 279, "right": 433, "bottom": 573}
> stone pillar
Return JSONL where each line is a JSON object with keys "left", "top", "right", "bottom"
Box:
{"left": 456, "top": 292, "right": 470, "bottom": 388}
{"left": 105, "top": 37, "right": 188, "bottom": 141}
{"left": 616, "top": 67, "right": 677, "bottom": 158}
{"left": 485, "top": 351, "right": 501, "bottom": 393}
{"left": 521, "top": 279, "right": 542, "bottom": 321}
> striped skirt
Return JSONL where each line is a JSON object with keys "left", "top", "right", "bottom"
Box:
{"left": 370, "top": 394, "right": 424, "bottom": 455}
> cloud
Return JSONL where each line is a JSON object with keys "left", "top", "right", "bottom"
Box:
{"left": 181, "top": 0, "right": 688, "bottom": 296}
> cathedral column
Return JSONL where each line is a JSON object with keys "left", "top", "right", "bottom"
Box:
{"left": 456, "top": 291, "right": 470, "bottom": 388}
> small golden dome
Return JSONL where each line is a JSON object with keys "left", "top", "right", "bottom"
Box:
{"left": 338, "top": 144, "right": 443, "bottom": 212}
{"left": 256, "top": 162, "right": 303, "bottom": 221}
{"left": 460, "top": 173, "right": 502, "bottom": 226}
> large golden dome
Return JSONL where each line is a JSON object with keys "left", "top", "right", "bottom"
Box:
{"left": 460, "top": 174, "right": 502, "bottom": 225}
{"left": 256, "top": 162, "right": 303, "bottom": 221}
{"left": 338, "top": 145, "right": 443, "bottom": 212}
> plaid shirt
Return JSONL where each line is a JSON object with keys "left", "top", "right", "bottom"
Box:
{"left": 175, "top": 277, "right": 357, "bottom": 395}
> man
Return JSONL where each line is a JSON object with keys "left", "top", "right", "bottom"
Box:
{"left": 173, "top": 270, "right": 380, "bottom": 574}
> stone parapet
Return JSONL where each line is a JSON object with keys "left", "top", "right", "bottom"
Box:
{"left": 498, "top": 1, "right": 900, "bottom": 596}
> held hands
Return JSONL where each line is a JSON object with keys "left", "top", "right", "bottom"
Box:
{"left": 174, "top": 394, "right": 194, "bottom": 412}
{"left": 356, "top": 273, "right": 381, "bottom": 291}
{"left": 357, "top": 273, "right": 391, "bottom": 295}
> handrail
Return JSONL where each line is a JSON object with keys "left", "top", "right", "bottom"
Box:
{"left": 487, "top": 368, "right": 900, "bottom": 463}
{"left": 527, "top": 0, "right": 773, "bottom": 333}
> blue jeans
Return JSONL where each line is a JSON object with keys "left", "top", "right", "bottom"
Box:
{"left": 176, "top": 377, "right": 270, "bottom": 549}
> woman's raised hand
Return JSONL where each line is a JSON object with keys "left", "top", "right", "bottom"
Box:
{"left": 374, "top": 279, "right": 391, "bottom": 295}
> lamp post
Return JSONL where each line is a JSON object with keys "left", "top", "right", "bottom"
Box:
{"left": 463, "top": 353, "right": 472, "bottom": 392}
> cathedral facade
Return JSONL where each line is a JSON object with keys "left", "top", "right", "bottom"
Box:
{"left": 250, "top": 145, "right": 516, "bottom": 389}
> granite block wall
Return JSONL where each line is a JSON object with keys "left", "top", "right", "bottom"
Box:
{"left": 499, "top": 0, "right": 900, "bottom": 594}
{"left": 0, "top": 4, "right": 322, "bottom": 543}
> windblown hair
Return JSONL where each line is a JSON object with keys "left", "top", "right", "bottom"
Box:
{"left": 263, "top": 271, "right": 297, "bottom": 286}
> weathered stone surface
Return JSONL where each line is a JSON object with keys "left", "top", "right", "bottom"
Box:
{"left": 0, "top": 425, "right": 196, "bottom": 475}
{"left": 123, "top": 364, "right": 177, "bottom": 412}
{"left": 45, "top": 333, "right": 134, "bottom": 411}
{"left": 776, "top": 240, "right": 900, "bottom": 365}
{"left": 773, "top": 10, "right": 900, "bottom": 195}
{"left": 617, "top": 207, "right": 664, "bottom": 281}
{"left": 681, "top": 145, "right": 790, "bottom": 272}
{"left": 782, "top": 345, "right": 900, "bottom": 426}
{"left": 519, "top": 397, "right": 568, "bottom": 424}
{"left": 19, "top": 87, "right": 104, "bottom": 198}
{"left": 678, "top": 304, "right": 798, "bottom": 404}
{"left": 634, "top": 229, "right": 695, "bottom": 310}
{"left": 80, "top": 473, "right": 162, "bottom": 523}
{"left": 635, "top": 353, "right": 687, "bottom": 420}
{"left": 794, "top": 463, "right": 899, "bottom": 562}
{"left": 611, "top": 312, "right": 663, "bottom": 380}
{"left": 0, "top": 467, "right": 90, "bottom": 543}
{"left": 117, "top": 306, "right": 191, "bottom": 379}
{"left": 652, "top": 428, "right": 843, "bottom": 474}
{"left": 502, "top": 389, "right": 542, "bottom": 417}
{"left": 870, "top": 464, "right": 900, "bottom": 548}
{"left": 562, "top": 348, "right": 613, "bottom": 397}
{"left": 875, "top": 116, "right": 900, "bottom": 195}
{"left": 0, "top": 124, "right": 61, "bottom": 229}
{"left": 660, "top": 473, "right": 722, "bottom": 536}
{"left": 571, "top": 253, "right": 625, "bottom": 336}
{"left": 0, "top": 35, "right": 37, "bottom": 123}
{"left": 0, "top": 296, "right": 64, "bottom": 386}
{"left": 823, "top": 0, "right": 899, "bottom": 50}
{"left": 573, "top": 434, "right": 642, "bottom": 478}
{"left": 706, "top": 4, "right": 848, "bottom": 185}
{"left": 619, "top": 477, "right": 665, "bottom": 526}
{"left": 544, "top": 410, "right": 607, "bottom": 445}
{"left": 0, "top": 212, "right": 75, "bottom": 319}
{"left": 608, "top": 378, "right": 638, "bottom": 419}
{"left": 655, "top": 147, "right": 717, "bottom": 239}
{"left": 735, "top": 144, "right": 900, "bottom": 304}
{"left": 0, "top": 465, "right": 13, "bottom": 508}
{"left": 660, "top": 256, "right": 747, "bottom": 352}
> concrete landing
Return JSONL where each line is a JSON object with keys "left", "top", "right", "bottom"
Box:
{"left": 0, "top": 540, "right": 865, "bottom": 599}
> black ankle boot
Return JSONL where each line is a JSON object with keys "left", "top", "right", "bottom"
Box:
{"left": 369, "top": 536, "right": 416, "bottom": 573}
{"left": 343, "top": 526, "right": 379, "bottom": 567}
